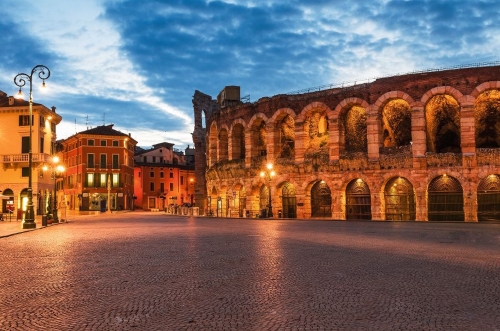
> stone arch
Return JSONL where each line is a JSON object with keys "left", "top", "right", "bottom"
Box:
{"left": 248, "top": 113, "right": 269, "bottom": 158}
{"left": 345, "top": 178, "right": 372, "bottom": 220}
{"left": 384, "top": 176, "right": 416, "bottom": 220}
{"left": 310, "top": 179, "right": 332, "bottom": 218}
{"left": 340, "top": 104, "right": 368, "bottom": 154}
{"left": 474, "top": 89, "right": 500, "bottom": 148}
{"left": 230, "top": 119, "right": 246, "bottom": 160}
{"left": 279, "top": 181, "right": 297, "bottom": 218}
{"left": 271, "top": 108, "right": 296, "bottom": 160}
{"left": 208, "top": 122, "right": 218, "bottom": 166}
{"left": 218, "top": 125, "right": 229, "bottom": 162}
{"left": 299, "top": 102, "right": 331, "bottom": 158}
{"left": 424, "top": 94, "right": 461, "bottom": 153}
{"left": 471, "top": 81, "right": 500, "bottom": 98}
{"left": 375, "top": 96, "right": 413, "bottom": 149}
{"left": 427, "top": 174, "right": 464, "bottom": 221}
{"left": 477, "top": 174, "right": 500, "bottom": 221}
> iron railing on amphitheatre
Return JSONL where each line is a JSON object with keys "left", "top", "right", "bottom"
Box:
{"left": 285, "top": 60, "right": 500, "bottom": 96}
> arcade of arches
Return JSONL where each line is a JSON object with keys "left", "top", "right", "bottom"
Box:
{"left": 192, "top": 67, "right": 500, "bottom": 221}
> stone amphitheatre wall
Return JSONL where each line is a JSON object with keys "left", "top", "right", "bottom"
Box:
{"left": 193, "top": 65, "right": 500, "bottom": 221}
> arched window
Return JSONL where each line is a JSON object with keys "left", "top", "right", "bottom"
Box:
{"left": 428, "top": 175, "right": 464, "bottom": 221}
{"left": 384, "top": 177, "right": 416, "bottom": 220}
{"left": 311, "top": 180, "right": 332, "bottom": 217}
{"left": 281, "top": 182, "right": 296, "bottom": 218}
{"left": 346, "top": 179, "right": 371, "bottom": 220}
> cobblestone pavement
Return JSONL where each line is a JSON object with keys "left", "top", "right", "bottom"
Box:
{"left": 1, "top": 212, "right": 499, "bottom": 331}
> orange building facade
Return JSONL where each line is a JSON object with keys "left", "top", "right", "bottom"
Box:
{"left": 59, "top": 125, "right": 137, "bottom": 212}
{"left": 134, "top": 143, "right": 195, "bottom": 210}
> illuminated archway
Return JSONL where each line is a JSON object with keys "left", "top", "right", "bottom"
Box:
{"left": 346, "top": 179, "right": 371, "bottom": 220}
{"left": 384, "top": 177, "right": 416, "bottom": 220}
{"left": 311, "top": 180, "right": 332, "bottom": 218}
{"left": 477, "top": 174, "right": 500, "bottom": 221}
{"left": 428, "top": 175, "right": 464, "bottom": 221}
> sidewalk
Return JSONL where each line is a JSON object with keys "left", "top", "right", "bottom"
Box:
{"left": 0, "top": 210, "right": 102, "bottom": 238}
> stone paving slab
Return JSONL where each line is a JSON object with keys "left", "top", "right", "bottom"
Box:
{"left": 1, "top": 212, "right": 499, "bottom": 330}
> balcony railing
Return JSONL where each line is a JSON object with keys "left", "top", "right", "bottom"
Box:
{"left": 1, "top": 153, "right": 51, "bottom": 163}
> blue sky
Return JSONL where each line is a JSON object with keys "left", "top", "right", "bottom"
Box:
{"left": 1, "top": 0, "right": 499, "bottom": 149}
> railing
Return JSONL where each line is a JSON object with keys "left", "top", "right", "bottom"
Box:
{"left": 1, "top": 153, "right": 51, "bottom": 163}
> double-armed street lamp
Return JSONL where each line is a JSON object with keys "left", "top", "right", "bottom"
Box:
{"left": 14, "top": 65, "right": 50, "bottom": 229}
{"left": 42, "top": 156, "right": 65, "bottom": 223}
{"left": 260, "top": 163, "right": 276, "bottom": 218}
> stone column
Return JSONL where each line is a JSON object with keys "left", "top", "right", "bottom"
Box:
{"left": 411, "top": 103, "right": 427, "bottom": 169}
{"left": 366, "top": 106, "right": 380, "bottom": 161}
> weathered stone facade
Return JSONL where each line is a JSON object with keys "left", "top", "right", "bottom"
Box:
{"left": 192, "top": 64, "right": 500, "bottom": 221}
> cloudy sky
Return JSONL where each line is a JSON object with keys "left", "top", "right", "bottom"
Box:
{"left": 1, "top": 0, "right": 499, "bottom": 149}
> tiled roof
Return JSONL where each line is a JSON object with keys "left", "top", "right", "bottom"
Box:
{"left": 79, "top": 124, "right": 130, "bottom": 137}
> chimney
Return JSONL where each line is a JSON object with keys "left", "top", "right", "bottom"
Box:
{"left": 51, "top": 106, "right": 57, "bottom": 112}
{"left": 8, "top": 97, "right": 15, "bottom": 106}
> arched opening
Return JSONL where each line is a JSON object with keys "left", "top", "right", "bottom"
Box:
{"left": 281, "top": 182, "right": 296, "bottom": 218}
{"left": 218, "top": 128, "right": 228, "bottom": 161}
{"left": 1, "top": 188, "right": 14, "bottom": 214}
{"left": 231, "top": 123, "right": 246, "bottom": 160}
{"left": 381, "top": 99, "right": 412, "bottom": 149}
{"left": 341, "top": 106, "right": 367, "bottom": 153}
{"left": 346, "top": 179, "right": 372, "bottom": 220}
{"left": 251, "top": 119, "right": 267, "bottom": 158}
{"left": 475, "top": 89, "right": 500, "bottom": 148}
{"left": 477, "top": 174, "right": 500, "bottom": 221}
{"left": 311, "top": 180, "right": 332, "bottom": 218}
{"left": 276, "top": 114, "right": 295, "bottom": 159}
{"left": 425, "top": 95, "right": 461, "bottom": 153}
{"left": 259, "top": 185, "right": 269, "bottom": 216}
{"left": 305, "top": 110, "right": 329, "bottom": 157}
{"left": 208, "top": 124, "right": 218, "bottom": 166}
{"left": 428, "top": 175, "right": 464, "bottom": 221}
{"left": 239, "top": 187, "right": 246, "bottom": 217}
{"left": 384, "top": 177, "right": 416, "bottom": 220}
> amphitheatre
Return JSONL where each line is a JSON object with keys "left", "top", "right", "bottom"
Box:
{"left": 192, "top": 62, "right": 500, "bottom": 222}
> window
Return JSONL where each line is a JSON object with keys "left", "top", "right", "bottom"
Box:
{"left": 21, "top": 167, "right": 30, "bottom": 177}
{"left": 180, "top": 176, "right": 184, "bottom": 185}
{"left": 138, "top": 171, "right": 141, "bottom": 178}
{"left": 150, "top": 171, "right": 155, "bottom": 178}
{"left": 169, "top": 172, "right": 174, "bottom": 179}
{"left": 86, "top": 173, "right": 95, "bottom": 187}
{"left": 152, "top": 156, "right": 156, "bottom": 163}
{"left": 100, "top": 173, "right": 107, "bottom": 187}
{"left": 160, "top": 157, "right": 164, "bottom": 163}
{"left": 88, "top": 139, "right": 94, "bottom": 146}
{"left": 40, "top": 137, "right": 44, "bottom": 154}
{"left": 112, "top": 173, "right": 119, "bottom": 187}
{"left": 87, "top": 154, "right": 95, "bottom": 168}
{"left": 150, "top": 182, "right": 155, "bottom": 191}
{"left": 40, "top": 115, "right": 45, "bottom": 125}
{"left": 169, "top": 183, "right": 174, "bottom": 191}
{"left": 160, "top": 183, "right": 165, "bottom": 193}
{"left": 112, "top": 155, "right": 119, "bottom": 169}
{"left": 160, "top": 171, "right": 164, "bottom": 178}
{"left": 51, "top": 122, "right": 56, "bottom": 133}
{"left": 18, "top": 115, "right": 33, "bottom": 126}
{"left": 100, "top": 154, "right": 107, "bottom": 169}
{"left": 113, "top": 140, "right": 118, "bottom": 146}
{"left": 100, "top": 140, "right": 107, "bottom": 146}
{"left": 21, "top": 137, "right": 29, "bottom": 153}
{"left": 143, "top": 156, "right": 147, "bottom": 162}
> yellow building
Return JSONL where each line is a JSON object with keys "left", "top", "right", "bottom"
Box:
{"left": 0, "top": 90, "right": 62, "bottom": 218}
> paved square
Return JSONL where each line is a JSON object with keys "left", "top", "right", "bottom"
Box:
{"left": 1, "top": 212, "right": 499, "bottom": 330}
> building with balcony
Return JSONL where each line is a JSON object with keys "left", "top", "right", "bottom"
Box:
{"left": 0, "top": 89, "right": 62, "bottom": 216}
{"left": 59, "top": 124, "right": 137, "bottom": 211}
{"left": 133, "top": 142, "right": 195, "bottom": 210}
{"left": 192, "top": 63, "right": 500, "bottom": 221}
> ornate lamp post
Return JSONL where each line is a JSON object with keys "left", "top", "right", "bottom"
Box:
{"left": 14, "top": 65, "right": 50, "bottom": 229}
{"left": 260, "top": 163, "right": 276, "bottom": 218}
{"left": 107, "top": 175, "right": 112, "bottom": 214}
{"left": 42, "top": 156, "right": 65, "bottom": 223}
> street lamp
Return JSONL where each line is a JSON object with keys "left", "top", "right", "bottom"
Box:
{"left": 14, "top": 65, "right": 50, "bottom": 229}
{"left": 260, "top": 163, "right": 276, "bottom": 218}
{"left": 42, "top": 156, "right": 65, "bottom": 223}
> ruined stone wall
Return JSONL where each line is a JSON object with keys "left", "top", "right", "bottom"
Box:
{"left": 195, "top": 65, "right": 500, "bottom": 221}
